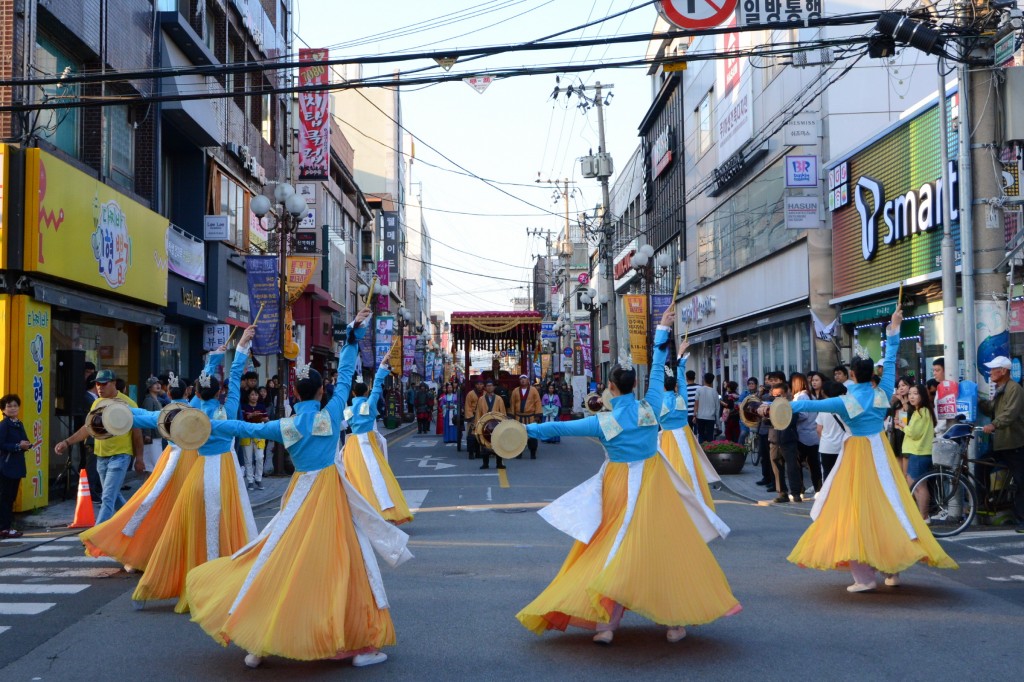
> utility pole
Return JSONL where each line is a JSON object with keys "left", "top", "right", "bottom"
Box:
{"left": 554, "top": 80, "right": 617, "bottom": 374}
{"left": 527, "top": 227, "right": 555, "bottom": 319}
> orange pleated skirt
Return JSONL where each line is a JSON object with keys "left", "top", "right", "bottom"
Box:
{"left": 517, "top": 455, "right": 740, "bottom": 634}
{"left": 80, "top": 446, "right": 198, "bottom": 570}
{"left": 186, "top": 466, "right": 396, "bottom": 660}
{"left": 659, "top": 427, "right": 716, "bottom": 511}
{"left": 341, "top": 432, "right": 413, "bottom": 525}
{"left": 788, "top": 435, "right": 958, "bottom": 574}
{"left": 132, "top": 452, "right": 253, "bottom": 612}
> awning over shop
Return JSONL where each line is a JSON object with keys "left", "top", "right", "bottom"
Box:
{"left": 33, "top": 282, "right": 164, "bottom": 327}
{"left": 839, "top": 299, "right": 898, "bottom": 325}
{"left": 161, "top": 33, "right": 222, "bottom": 148}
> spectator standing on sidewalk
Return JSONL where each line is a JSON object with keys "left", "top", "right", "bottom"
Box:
{"left": 692, "top": 373, "right": 719, "bottom": 443}
{"left": 141, "top": 377, "right": 163, "bottom": 473}
{"left": 0, "top": 395, "right": 30, "bottom": 539}
{"left": 978, "top": 356, "right": 1024, "bottom": 533}
{"left": 55, "top": 370, "right": 143, "bottom": 524}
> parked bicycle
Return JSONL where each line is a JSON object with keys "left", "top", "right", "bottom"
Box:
{"left": 911, "top": 422, "right": 1017, "bottom": 537}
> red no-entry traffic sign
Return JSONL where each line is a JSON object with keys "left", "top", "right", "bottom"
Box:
{"left": 656, "top": 0, "right": 737, "bottom": 30}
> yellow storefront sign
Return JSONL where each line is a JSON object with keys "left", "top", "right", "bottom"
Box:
{"left": 23, "top": 149, "right": 169, "bottom": 305}
{"left": 2, "top": 296, "right": 51, "bottom": 511}
{"left": 622, "top": 294, "right": 649, "bottom": 363}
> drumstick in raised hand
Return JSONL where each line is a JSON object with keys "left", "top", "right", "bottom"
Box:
{"left": 225, "top": 303, "right": 265, "bottom": 346}
{"left": 364, "top": 275, "right": 379, "bottom": 309}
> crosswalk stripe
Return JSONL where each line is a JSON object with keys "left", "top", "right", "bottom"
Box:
{"left": 0, "top": 567, "right": 122, "bottom": 578}
{"left": 1004, "top": 555, "right": 1024, "bottom": 566}
{"left": 0, "top": 626, "right": 9, "bottom": 636}
{"left": 0, "top": 584, "right": 89, "bottom": 594}
{"left": 22, "top": 545, "right": 76, "bottom": 552}
{"left": 0, "top": 557, "right": 116, "bottom": 564}
{"left": 404, "top": 489, "right": 428, "bottom": 512}
{"left": 0, "top": 603, "right": 55, "bottom": 615}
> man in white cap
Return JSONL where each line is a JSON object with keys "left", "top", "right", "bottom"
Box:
{"left": 511, "top": 374, "right": 542, "bottom": 459}
{"left": 978, "top": 356, "right": 1024, "bottom": 533}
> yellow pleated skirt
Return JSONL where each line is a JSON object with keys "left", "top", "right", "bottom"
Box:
{"left": 517, "top": 455, "right": 741, "bottom": 634}
{"left": 788, "top": 435, "right": 958, "bottom": 574}
{"left": 186, "top": 466, "right": 396, "bottom": 661}
{"left": 80, "top": 446, "right": 199, "bottom": 570}
{"left": 133, "top": 452, "right": 253, "bottom": 612}
{"left": 341, "top": 433, "right": 413, "bottom": 525}
{"left": 659, "top": 427, "right": 716, "bottom": 511}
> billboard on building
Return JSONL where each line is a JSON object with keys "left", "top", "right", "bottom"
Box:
{"left": 828, "top": 95, "right": 960, "bottom": 299}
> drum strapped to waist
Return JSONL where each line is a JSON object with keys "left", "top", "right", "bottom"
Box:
{"left": 739, "top": 395, "right": 793, "bottom": 430}
{"left": 86, "top": 399, "right": 134, "bottom": 440}
{"left": 475, "top": 411, "right": 528, "bottom": 459}
{"left": 157, "top": 403, "right": 212, "bottom": 450}
{"left": 584, "top": 389, "right": 614, "bottom": 415}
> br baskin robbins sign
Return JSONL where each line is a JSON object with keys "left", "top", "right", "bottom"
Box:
{"left": 827, "top": 92, "right": 961, "bottom": 300}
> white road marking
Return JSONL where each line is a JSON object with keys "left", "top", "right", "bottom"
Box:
{"left": 0, "top": 603, "right": 55, "bottom": 615}
{"left": 486, "top": 487, "right": 493, "bottom": 502}
{"left": 23, "top": 545, "right": 75, "bottom": 552}
{"left": 0, "top": 568, "right": 121, "bottom": 578}
{"left": 987, "top": 575, "right": 1024, "bottom": 582}
{"left": 0, "top": 584, "right": 89, "bottom": 594}
{"left": 0, "top": 557, "right": 116, "bottom": 564}
{"left": 402, "top": 441, "right": 436, "bottom": 448}
{"left": 944, "top": 529, "right": 1024, "bottom": 541}
{"left": 1003, "top": 555, "right": 1024, "bottom": 566}
{"left": 0, "top": 625, "right": 9, "bottom": 635}
{"left": 395, "top": 473, "right": 498, "bottom": 479}
{"left": 404, "top": 489, "right": 428, "bottom": 512}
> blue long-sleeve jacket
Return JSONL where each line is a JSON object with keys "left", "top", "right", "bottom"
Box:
{"left": 659, "top": 354, "right": 688, "bottom": 430}
{"left": 234, "top": 323, "right": 366, "bottom": 471}
{"left": 188, "top": 344, "right": 249, "bottom": 456}
{"left": 348, "top": 363, "right": 390, "bottom": 435}
{"left": 791, "top": 332, "right": 900, "bottom": 436}
{"left": 526, "top": 326, "right": 670, "bottom": 462}
{"left": 130, "top": 408, "right": 272, "bottom": 445}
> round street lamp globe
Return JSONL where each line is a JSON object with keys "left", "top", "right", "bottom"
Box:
{"left": 250, "top": 194, "right": 272, "bottom": 217}
{"left": 379, "top": 285, "right": 391, "bottom": 297}
{"left": 632, "top": 252, "right": 649, "bottom": 268}
{"left": 285, "top": 193, "right": 307, "bottom": 217}
{"left": 273, "top": 182, "right": 295, "bottom": 203}
{"left": 357, "top": 284, "right": 369, "bottom": 296}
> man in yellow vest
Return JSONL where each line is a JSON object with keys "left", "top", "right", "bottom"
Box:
{"left": 55, "top": 370, "right": 142, "bottom": 523}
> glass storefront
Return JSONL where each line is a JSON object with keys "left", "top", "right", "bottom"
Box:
{"left": 688, "top": 317, "right": 813, "bottom": 387}
{"left": 52, "top": 313, "right": 141, "bottom": 400}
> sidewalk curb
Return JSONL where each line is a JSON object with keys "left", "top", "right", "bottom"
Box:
{"left": 251, "top": 421, "right": 420, "bottom": 512}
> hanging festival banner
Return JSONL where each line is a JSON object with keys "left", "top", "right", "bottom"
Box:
{"left": 622, "top": 294, "right": 648, "bottom": 364}
{"left": 574, "top": 322, "right": 593, "bottom": 375}
{"left": 245, "top": 255, "right": 280, "bottom": 355}
{"left": 297, "top": 48, "right": 329, "bottom": 180}
{"left": 376, "top": 260, "right": 390, "bottom": 312}
{"left": 403, "top": 336, "right": 417, "bottom": 376}
{"left": 374, "top": 315, "right": 394, "bottom": 365}
{"left": 286, "top": 256, "right": 317, "bottom": 301}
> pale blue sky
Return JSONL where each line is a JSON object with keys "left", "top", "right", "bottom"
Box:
{"left": 296, "top": 0, "right": 659, "bottom": 313}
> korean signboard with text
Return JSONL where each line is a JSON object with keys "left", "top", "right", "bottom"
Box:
{"left": 715, "top": 15, "right": 753, "bottom": 164}
{"left": 297, "top": 48, "right": 330, "bottom": 180}
{"left": 379, "top": 211, "right": 400, "bottom": 281}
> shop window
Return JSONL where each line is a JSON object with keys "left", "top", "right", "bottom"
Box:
{"left": 33, "top": 37, "right": 81, "bottom": 158}
{"left": 213, "top": 167, "right": 252, "bottom": 250}
{"left": 773, "top": 328, "right": 784, "bottom": 373}
{"left": 104, "top": 105, "right": 135, "bottom": 193}
{"left": 800, "top": 322, "right": 811, "bottom": 372}
{"left": 786, "top": 324, "right": 798, "bottom": 376}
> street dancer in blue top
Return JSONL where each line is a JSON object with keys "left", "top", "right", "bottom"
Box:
{"left": 516, "top": 307, "right": 738, "bottom": 645}
{"left": 777, "top": 304, "right": 956, "bottom": 592}
{"left": 341, "top": 358, "right": 413, "bottom": 524}
{"left": 132, "top": 325, "right": 259, "bottom": 612}
{"left": 186, "top": 307, "right": 412, "bottom": 670}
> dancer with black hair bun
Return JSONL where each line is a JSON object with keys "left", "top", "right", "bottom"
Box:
{"left": 517, "top": 307, "right": 739, "bottom": 645}
{"left": 186, "top": 308, "right": 412, "bottom": 669}
{"left": 340, "top": 358, "right": 413, "bottom": 525}
{"left": 769, "top": 305, "right": 956, "bottom": 592}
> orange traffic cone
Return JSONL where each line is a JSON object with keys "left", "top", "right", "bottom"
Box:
{"left": 68, "top": 469, "right": 96, "bottom": 528}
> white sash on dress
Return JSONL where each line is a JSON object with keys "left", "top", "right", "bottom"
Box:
{"left": 354, "top": 432, "right": 394, "bottom": 510}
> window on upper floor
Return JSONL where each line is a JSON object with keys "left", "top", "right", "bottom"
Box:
{"left": 33, "top": 36, "right": 81, "bottom": 158}
{"left": 697, "top": 91, "right": 713, "bottom": 157}
{"left": 104, "top": 105, "right": 135, "bottom": 193}
{"left": 212, "top": 167, "right": 252, "bottom": 251}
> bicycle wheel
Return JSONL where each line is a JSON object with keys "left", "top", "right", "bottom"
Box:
{"left": 912, "top": 470, "right": 977, "bottom": 537}
{"left": 745, "top": 433, "right": 760, "bottom": 466}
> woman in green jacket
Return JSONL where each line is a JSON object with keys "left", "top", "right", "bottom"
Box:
{"left": 894, "top": 384, "right": 936, "bottom": 520}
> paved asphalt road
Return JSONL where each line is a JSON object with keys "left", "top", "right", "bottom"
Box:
{"left": 0, "top": 429, "right": 1021, "bottom": 681}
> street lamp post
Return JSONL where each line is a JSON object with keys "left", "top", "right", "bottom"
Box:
{"left": 250, "top": 183, "right": 307, "bottom": 427}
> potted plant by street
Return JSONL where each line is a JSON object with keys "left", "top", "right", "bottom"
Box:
{"left": 702, "top": 440, "right": 746, "bottom": 475}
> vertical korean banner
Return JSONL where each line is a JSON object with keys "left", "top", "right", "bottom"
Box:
{"left": 297, "top": 48, "right": 329, "bottom": 181}
{"left": 286, "top": 256, "right": 317, "bottom": 300}
{"left": 574, "top": 322, "right": 593, "bottom": 375}
{"left": 374, "top": 315, "right": 394, "bottom": 365}
{"left": 622, "top": 294, "right": 648, "bottom": 364}
{"left": 650, "top": 294, "right": 672, "bottom": 330}
{"left": 246, "top": 255, "right": 280, "bottom": 354}
{"left": 403, "top": 336, "right": 417, "bottom": 376}
{"left": 378, "top": 211, "right": 400, "bottom": 283}
{"left": 16, "top": 298, "right": 50, "bottom": 510}
{"left": 376, "top": 260, "right": 390, "bottom": 312}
